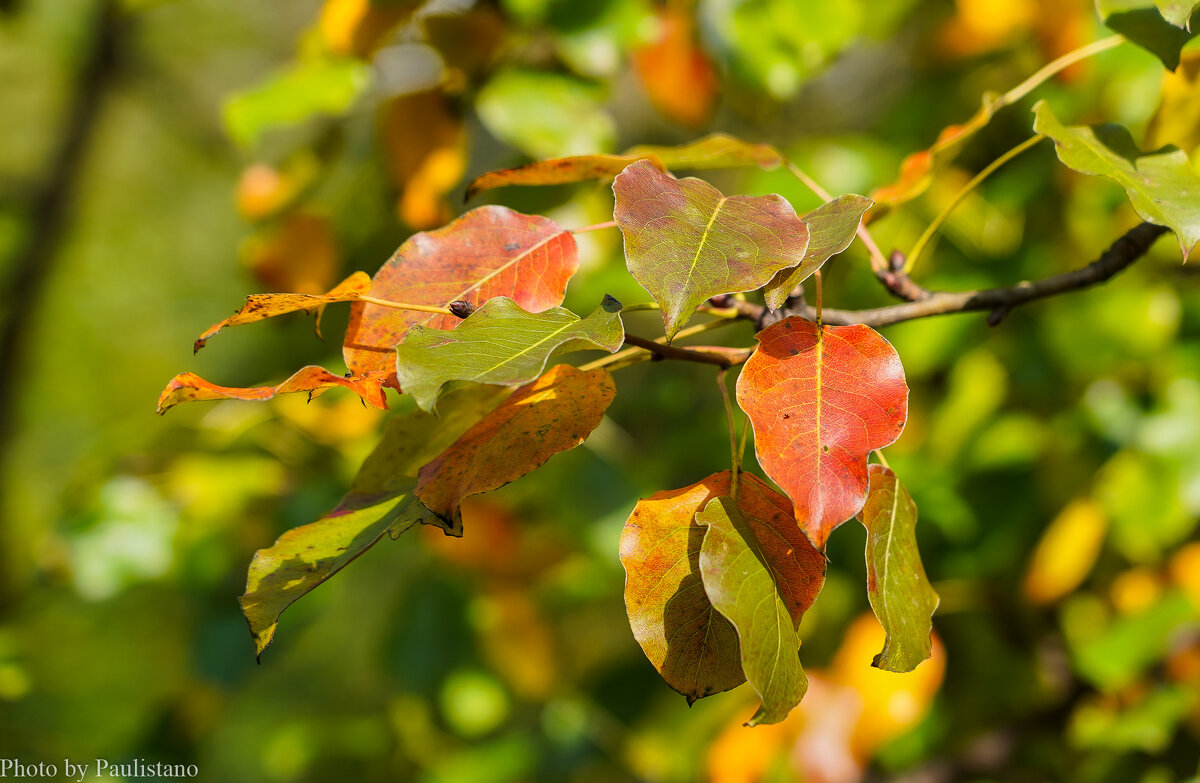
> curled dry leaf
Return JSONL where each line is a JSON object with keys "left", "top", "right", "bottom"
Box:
{"left": 156, "top": 366, "right": 390, "bottom": 414}
{"left": 416, "top": 365, "right": 616, "bottom": 532}
{"left": 737, "top": 317, "right": 908, "bottom": 550}
{"left": 193, "top": 271, "right": 371, "bottom": 353}
{"left": 344, "top": 206, "right": 579, "bottom": 378}
{"left": 620, "top": 471, "right": 825, "bottom": 705}
{"left": 614, "top": 160, "right": 809, "bottom": 340}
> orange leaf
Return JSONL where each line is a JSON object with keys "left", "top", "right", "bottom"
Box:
{"left": 343, "top": 206, "right": 579, "bottom": 378}
{"left": 867, "top": 99, "right": 1001, "bottom": 220}
{"left": 415, "top": 365, "right": 614, "bottom": 533}
{"left": 156, "top": 366, "right": 389, "bottom": 414}
{"left": 620, "top": 470, "right": 825, "bottom": 704}
{"left": 193, "top": 271, "right": 371, "bottom": 353}
{"left": 736, "top": 318, "right": 908, "bottom": 550}
{"left": 632, "top": 9, "right": 719, "bottom": 127}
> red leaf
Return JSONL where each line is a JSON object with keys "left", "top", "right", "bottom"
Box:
{"left": 343, "top": 206, "right": 579, "bottom": 378}
{"left": 736, "top": 318, "right": 908, "bottom": 549}
{"left": 415, "top": 365, "right": 614, "bottom": 533}
{"left": 156, "top": 366, "right": 390, "bottom": 414}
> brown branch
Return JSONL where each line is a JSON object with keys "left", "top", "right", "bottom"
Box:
{"left": 740, "top": 222, "right": 1168, "bottom": 329}
{"left": 622, "top": 334, "right": 751, "bottom": 367}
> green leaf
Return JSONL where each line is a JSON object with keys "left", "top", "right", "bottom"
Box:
{"left": 1033, "top": 100, "right": 1200, "bottom": 259}
{"left": 394, "top": 296, "right": 625, "bottom": 411}
{"left": 697, "top": 496, "right": 808, "bottom": 725}
{"left": 1096, "top": 0, "right": 1198, "bottom": 70}
{"left": 238, "top": 384, "right": 509, "bottom": 657}
{"left": 613, "top": 160, "right": 810, "bottom": 341}
{"left": 857, "top": 465, "right": 939, "bottom": 673}
{"left": 763, "top": 194, "right": 873, "bottom": 310}
{"left": 223, "top": 57, "right": 370, "bottom": 148}
{"left": 1157, "top": 0, "right": 1200, "bottom": 28}
{"left": 475, "top": 68, "right": 616, "bottom": 158}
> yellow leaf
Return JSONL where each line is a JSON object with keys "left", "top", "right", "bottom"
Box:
{"left": 1110, "top": 567, "right": 1164, "bottom": 615}
{"left": 1169, "top": 542, "right": 1200, "bottom": 609}
{"left": 1147, "top": 51, "right": 1200, "bottom": 158}
{"left": 1023, "top": 498, "right": 1108, "bottom": 605}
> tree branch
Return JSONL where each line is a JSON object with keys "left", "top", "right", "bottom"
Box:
{"left": 738, "top": 222, "right": 1168, "bottom": 329}
{"left": 622, "top": 334, "right": 751, "bottom": 367}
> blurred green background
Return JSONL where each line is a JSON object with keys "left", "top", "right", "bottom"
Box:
{"left": 3, "top": 0, "right": 1200, "bottom": 781}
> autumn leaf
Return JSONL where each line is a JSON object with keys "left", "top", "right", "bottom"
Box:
{"left": 415, "top": 365, "right": 615, "bottom": 532}
{"left": 737, "top": 317, "right": 908, "bottom": 550}
{"left": 344, "top": 206, "right": 579, "bottom": 377}
{"left": 318, "top": 0, "right": 418, "bottom": 56}
{"left": 620, "top": 471, "right": 825, "bottom": 704}
{"left": 763, "top": 194, "right": 873, "bottom": 310}
{"left": 156, "top": 366, "right": 390, "bottom": 414}
{"left": 193, "top": 272, "right": 371, "bottom": 353}
{"left": 465, "top": 133, "right": 782, "bottom": 199}
{"left": 1096, "top": 0, "right": 1198, "bottom": 69}
{"left": 697, "top": 496, "right": 808, "bottom": 725}
{"left": 631, "top": 8, "right": 719, "bottom": 127}
{"left": 613, "top": 160, "right": 810, "bottom": 341}
{"left": 394, "top": 295, "right": 624, "bottom": 412}
{"left": 857, "top": 465, "right": 939, "bottom": 673}
{"left": 869, "top": 95, "right": 1002, "bottom": 217}
{"left": 1033, "top": 100, "right": 1200, "bottom": 259}
{"left": 239, "top": 383, "right": 510, "bottom": 657}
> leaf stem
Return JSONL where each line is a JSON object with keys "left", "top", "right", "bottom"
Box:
{"left": 572, "top": 220, "right": 618, "bottom": 233}
{"left": 1001, "top": 35, "right": 1122, "bottom": 106}
{"left": 578, "top": 317, "right": 743, "bottom": 372}
{"left": 813, "top": 270, "right": 823, "bottom": 328}
{"left": 717, "top": 368, "right": 741, "bottom": 499}
{"left": 358, "top": 295, "right": 453, "bottom": 315}
{"left": 904, "top": 134, "right": 1045, "bottom": 275}
{"left": 874, "top": 449, "right": 892, "bottom": 470}
{"left": 787, "top": 160, "right": 889, "bottom": 275}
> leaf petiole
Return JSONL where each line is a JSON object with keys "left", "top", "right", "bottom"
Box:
{"left": 358, "top": 295, "right": 454, "bottom": 315}
{"left": 905, "top": 134, "right": 1045, "bottom": 275}
{"left": 717, "top": 368, "right": 741, "bottom": 499}
{"left": 786, "top": 161, "right": 889, "bottom": 275}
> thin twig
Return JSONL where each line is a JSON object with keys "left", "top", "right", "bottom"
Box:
{"left": 622, "top": 334, "right": 748, "bottom": 367}
{"left": 905, "top": 134, "right": 1045, "bottom": 275}
{"left": 786, "top": 160, "right": 890, "bottom": 275}
{"left": 578, "top": 317, "right": 743, "bottom": 372}
{"left": 733, "top": 223, "right": 1169, "bottom": 328}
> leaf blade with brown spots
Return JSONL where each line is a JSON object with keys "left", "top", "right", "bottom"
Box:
{"left": 155, "top": 365, "right": 390, "bottom": 413}
{"left": 736, "top": 317, "right": 908, "bottom": 550}
{"left": 193, "top": 272, "right": 371, "bottom": 352}
{"left": 344, "top": 205, "right": 580, "bottom": 377}
{"left": 415, "top": 365, "right": 615, "bottom": 532}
